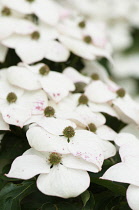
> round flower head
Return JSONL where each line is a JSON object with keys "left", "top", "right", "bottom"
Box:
{"left": 31, "top": 31, "right": 40, "bottom": 40}
{"left": 91, "top": 73, "right": 99, "bottom": 80}
{"left": 44, "top": 106, "right": 55, "bottom": 117}
{"left": 6, "top": 92, "right": 17, "bottom": 103}
{"left": 83, "top": 35, "right": 92, "bottom": 44}
{"left": 78, "top": 94, "right": 89, "bottom": 105}
{"left": 1, "top": 7, "right": 11, "bottom": 16}
{"left": 2, "top": 0, "right": 62, "bottom": 25}
{"left": 74, "top": 82, "right": 86, "bottom": 93}
{"left": 78, "top": 20, "right": 86, "bottom": 28}
{"left": 39, "top": 65, "right": 50, "bottom": 76}
{"left": 63, "top": 126, "right": 75, "bottom": 142}
{"left": 49, "top": 153, "right": 62, "bottom": 165}
{"left": 116, "top": 88, "right": 126, "bottom": 98}
{"left": 87, "top": 123, "right": 97, "bottom": 133}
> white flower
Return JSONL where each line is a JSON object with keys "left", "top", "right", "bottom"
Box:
{"left": 2, "top": 22, "right": 69, "bottom": 64}
{"left": 0, "top": 15, "right": 37, "bottom": 41}
{"left": 27, "top": 118, "right": 104, "bottom": 170}
{"left": 28, "top": 103, "right": 116, "bottom": 159}
{"left": 2, "top": 0, "right": 62, "bottom": 26}
{"left": 102, "top": 133, "right": 139, "bottom": 209}
{"left": 49, "top": 93, "right": 119, "bottom": 119}
{"left": 57, "top": 17, "right": 111, "bottom": 60}
{"left": 0, "top": 80, "right": 48, "bottom": 127}
{"left": 112, "top": 94, "right": 139, "bottom": 125}
{"left": 0, "top": 9, "right": 37, "bottom": 62}
{"left": 7, "top": 63, "right": 75, "bottom": 102}
{"left": 6, "top": 148, "right": 92, "bottom": 198}
{"left": 82, "top": 60, "right": 119, "bottom": 92}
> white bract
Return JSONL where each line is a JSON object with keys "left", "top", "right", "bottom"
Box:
{"left": 2, "top": 22, "right": 69, "bottom": 64}
{"left": 27, "top": 118, "right": 104, "bottom": 170}
{"left": 112, "top": 94, "right": 139, "bottom": 125}
{"left": 0, "top": 79, "right": 48, "bottom": 127}
{"left": 6, "top": 148, "right": 91, "bottom": 198}
{"left": 102, "top": 133, "right": 139, "bottom": 210}
{"left": 2, "top": 0, "right": 62, "bottom": 26}
{"left": 58, "top": 17, "right": 111, "bottom": 60}
{"left": 7, "top": 63, "right": 75, "bottom": 102}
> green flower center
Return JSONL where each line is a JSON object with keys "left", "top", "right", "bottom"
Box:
{"left": 78, "top": 94, "right": 89, "bottom": 105}
{"left": 83, "top": 35, "right": 92, "bottom": 44}
{"left": 74, "top": 82, "right": 86, "bottom": 93}
{"left": 78, "top": 20, "right": 86, "bottom": 28}
{"left": 31, "top": 31, "right": 40, "bottom": 40}
{"left": 1, "top": 7, "right": 11, "bottom": 16}
{"left": 116, "top": 88, "right": 126, "bottom": 98}
{"left": 49, "top": 153, "right": 62, "bottom": 165}
{"left": 91, "top": 73, "right": 99, "bottom": 80}
{"left": 6, "top": 92, "right": 17, "bottom": 103}
{"left": 63, "top": 126, "right": 75, "bottom": 139}
{"left": 87, "top": 123, "right": 97, "bottom": 133}
{"left": 44, "top": 106, "right": 55, "bottom": 117}
{"left": 26, "top": 0, "right": 35, "bottom": 2}
{"left": 39, "top": 65, "right": 50, "bottom": 75}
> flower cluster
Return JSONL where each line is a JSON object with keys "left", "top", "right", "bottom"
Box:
{"left": 1, "top": 1, "right": 139, "bottom": 209}
{"left": 0, "top": 60, "right": 138, "bottom": 200}
{"left": 0, "top": 0, "right": 110, "bottom": 64}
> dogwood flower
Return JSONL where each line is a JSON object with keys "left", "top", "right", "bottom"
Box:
{"left": 58, "top": 17, "right": 111, "bottom": 60}
{"left": 102, "top": 134, "right": 139, "bottom": 209}
{"left": 2, "top": 21, "right": 69, "bottom": 64}
{"left": 6, "top": 148, "right": 91, "bottom": 198}
{"left": 27, "top": 118, "right": 104, "bottom": 170}
{"left": 0, "top": 80, "right": 48, "bottom": 127}
{"left": 0, "top": 14, "right": 37, "bottom": 41}
{"left": 0, "top": 7, "right": 37, "bottom": 62}
{"left": 2, "top": 0, "right": 62, "bottom": 26}
{"left": 49, "top": 93, "right": 119, "bottom": 119}
{"left": 7, "top": 63, "right": 75, "bottom": 102}
{"left": 26, "top": 102, "right": 116, "bottom": 159}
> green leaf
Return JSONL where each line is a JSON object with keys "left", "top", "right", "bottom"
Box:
{"left": 90, "top": 177, "right": 126, "bottom": 196}
{"left": 0, "top": 180, "right": 36, "bottom": 210}
{"left": 0, "top": 131, "right": 29, "bottom": 160}
{"left": 41, "top": 202, "right": 81, "bottom": 210}
{"left": 94, "top": 191, "right": 115, "bottom": 210}
{"left": 81, "top": 190, "right": 90, "bottom": 207}
{"left": 82, "top": 192, "right": 95, "bottom": 210}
